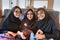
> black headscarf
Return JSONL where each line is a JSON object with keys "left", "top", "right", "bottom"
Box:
{"left": 2, "top": 6, "right": 22, "bottom": 33}
{"left": 34, "top": 8, "right": 59, "bottom": 39}
{"left": 36, "top": 8, "right": 52, "bottom": 30}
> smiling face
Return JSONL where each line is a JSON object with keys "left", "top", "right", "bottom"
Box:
{"left": 37, "top": 10, "right": 45, "bottom": 20}
{"left": 27, "top": 11, "right": 33, "bottom": 20}
{"left": 14, "top": 8, "right": 21, "bottom": 18}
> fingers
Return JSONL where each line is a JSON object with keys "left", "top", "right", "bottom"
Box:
{"left": 36, "top": 34, "right": 45, "bottom": 39}
{"left": 5, "top": 33, "right": 10, "bottom": 37}
{"left": 7, "top": 31, "right": 16, "bottom": 37}
{"left": 17, "top": 31, "right": 26, "bottom": 39}
{"left": 36, "top": 29, "right": 43, "bottom": 34}
{"left": 20, "top": 32, "right": 26, "bottom": 39}
{"left": 5, "top": 33, "right": 13, "bottom": 38}
{"left": 35, "top": 29, "right": 44, "bottom": 39}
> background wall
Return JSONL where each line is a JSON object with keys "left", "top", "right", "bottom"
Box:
{"left": 0, "top": 0, "right": 2, "bottom": 17}
{"left": 0, "top": 0, "right": 2, "bottom": 9}
{"left": 53, "top": 0, "right": 60, "bottom": 11}
{"left": 2, "top": 0, "right": 9, "bottom": 15}
{"left": 53, "top": 0, "right": 60, "bottom": 24}
{"left": 59, "top": 13, "right": 60, "bottom": 24}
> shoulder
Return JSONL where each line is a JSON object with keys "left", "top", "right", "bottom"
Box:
{"left": 48, "top": 19, "right": 58, "bottom": 29}
{"left": 48, "top": 18, "right": 55, "bottom": 24}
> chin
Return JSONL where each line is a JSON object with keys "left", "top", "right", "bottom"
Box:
{"left": 16, "top": 16, "right": 19, "bottom": 18}
{"left": 39, "top": 18, "right": 44, "bottom": 20}
{"left": 29, "top": 19, "right": 31, "bottom": 20}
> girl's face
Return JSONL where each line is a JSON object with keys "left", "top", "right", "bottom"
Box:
{"left": 37, "top": 10, "right": 45, "bottom": 20}
{"left": 14, "top": 8, "right": 21, "bottom": 18}
{"left": 27, "top": 11, "right": 33, "bottom": 20}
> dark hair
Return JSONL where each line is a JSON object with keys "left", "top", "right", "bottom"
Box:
{"left": 36, "top": 8, "right": 52, "bottom": 22}
{"left": 24, "top": 9, "right": 36, "bottom": 20}
{"left": 21, "top": 9, "right": 36, "bottom": 30}
{"left": 36, "top": 8, "right": 46, "bottom": 14}
{"left": 7, "top": 6, "right": 22, "bottom": 18}
{"left": 3, "top": 6, "right": 22, "bottom": 22}
{"left": 11, "top": 6, "right": 22, "bottom": 14}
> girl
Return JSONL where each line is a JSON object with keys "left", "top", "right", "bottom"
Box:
{"left": 18, "top": 9, "right": 36, "bottom": 40}
{"left": 2, "top": 6, "right": 22, "bottom": 38}
{"left": 35, "top": 8, "right": 59, "bottom": 40}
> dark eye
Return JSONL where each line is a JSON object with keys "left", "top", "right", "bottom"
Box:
{"left": 15, "top": 11, "right": 20, "bottom": 13}
{"left": 38, "top": 32, "right": 40, "bottom": 34}
{"left": 16, "top": 11, "right": 18, "bottom": 12}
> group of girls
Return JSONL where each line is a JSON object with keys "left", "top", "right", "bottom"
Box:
{"left": 1, "top": 6, "right": 59, "bottom": 40}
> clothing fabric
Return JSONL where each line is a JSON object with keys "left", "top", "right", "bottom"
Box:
{"left": 1, "top": 11, "right": 21, "bottom": 33}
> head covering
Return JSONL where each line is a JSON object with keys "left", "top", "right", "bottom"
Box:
{"left": 21, "top": 9, "right": 36, "bottom": 30}
{"left": 34, "top": 8, "right": 58, "bottom": 39}
{"left": 2, "top": 6, "right": 22, "bottom": 32}
{"left": 36, "top": 8, "right": 53, "bottom": 30}
{"left": 36, "top": 8, "right": 52, "bottom": 22}
{"left": 24, "top": 9, "right": 36, "bottom": 24}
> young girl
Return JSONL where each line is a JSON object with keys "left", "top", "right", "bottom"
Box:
{"left": 35, "top": 8, "right": 59, "bottom": 40}
{"left": 1, "top": 6, "right": 22, "bottom": 39}
{"left": 17, "top": 9, "right": 36, "bottom": 40}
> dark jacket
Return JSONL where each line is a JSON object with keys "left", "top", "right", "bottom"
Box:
{"left": 20, "top": 9, "right": 36, "bottom": 40}
{"left": 1, "top": 11, "right": 21, "bottom": 33}
{"left": 34, "top": 8, "right": 59, "bottom": 39}
{"left": 34, "top": 19, "right": 59, "bottom": 39}
{"left": 20, "top": 18, "right": 36, "bottom": 40}
{"left": 21, "top": 18, "right": 36, "bottom": 31}
{"left": 20, "top": 9, "right": 36, "bottom": 32}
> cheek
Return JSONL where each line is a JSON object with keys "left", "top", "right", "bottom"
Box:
{"left": 27, "top": 15, "right": 31, "bottom": 20}
{"left": 37, "top": 14, "right": 45, "bottom": 20}
{"left": 16, "top": 14, "right": 20, "bottom": 18}
{"left": 37, "top": 15, "right": 40, "bottom": 18}
{"left": 41, "top": 14, "right": 45, "bottom": 18}
{"left": 16, "top": 13, "right": 20, "bottom": 16}
{"left": 27, "top": 15, "right": 33, "bottom": 20}
{"left": 31, "top": 15, "right": 33, "bottom": 18}
{"left": 27, "top": 15, "right": 31, "bottom": 18}
{"left": 27, "top": 15, "right": 29, "bottom": 18}
{"left": 43, "top": 14, "right": 45, "bottom": 18}
{"left": 38, "top": 14, "right": 45, "bottom": 18}
{"left": 14, "top": 13, "right": 20, "bottom": 18}
{"left": 14, "top": 13, "right": 16, "bottom": 17}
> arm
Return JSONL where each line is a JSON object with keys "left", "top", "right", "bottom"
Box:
{"left": 45, "top": 20, "right": 59, "bottom": 39}
{"left": 35, "top": 29, "right": 45, "bottom": 39}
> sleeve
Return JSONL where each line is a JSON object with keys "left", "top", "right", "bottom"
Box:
{"left": 0, "top": 20, "right": 8, "bottom": 33}
{"left": 2, "top": 21, "right": 7, "bottom": 30}
{"left": 45, "top": 20, "right": 59, "bottom": 39}
{"left": 18, "top": 26, "right": 22, "bottom": 32}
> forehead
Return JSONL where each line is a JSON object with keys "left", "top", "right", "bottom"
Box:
{"left": 15, "top": 8, "right": 20, "bottom": 11}
{"left": 28, "top": 11, "right": 33, "bottom": 13}
{"left": 27, "top": 11, "right": 33, "bottom": 14}
{"left": 38, "top": 10, "right": 45, "bottom": 13}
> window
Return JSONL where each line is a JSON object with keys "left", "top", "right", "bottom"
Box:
{"left": 19, "top": 0, "right": 25, "bottom": 8}
{"left": 34, "top": 0, "right": 48, "bottom": 8}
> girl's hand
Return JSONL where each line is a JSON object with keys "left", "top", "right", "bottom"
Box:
{"left": 5, "top": 33, "right": 10, "bottom": 37}
{"left": 7, "top": 31, "right": 16, "bottom": 37}
{"left": 17, "top": 31, "right": 26, "bottom": 39}
{"left": 35, "top": 29, "right": 45, "bottom": 39}
{"left": 36, "top": 29, "right": 43, "bottom": 34}
{"left": 5, "top": 33, "right": 14, "bottom": 38}
{"left": 35, "top": 34, "right": 45, "bottom": 39}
